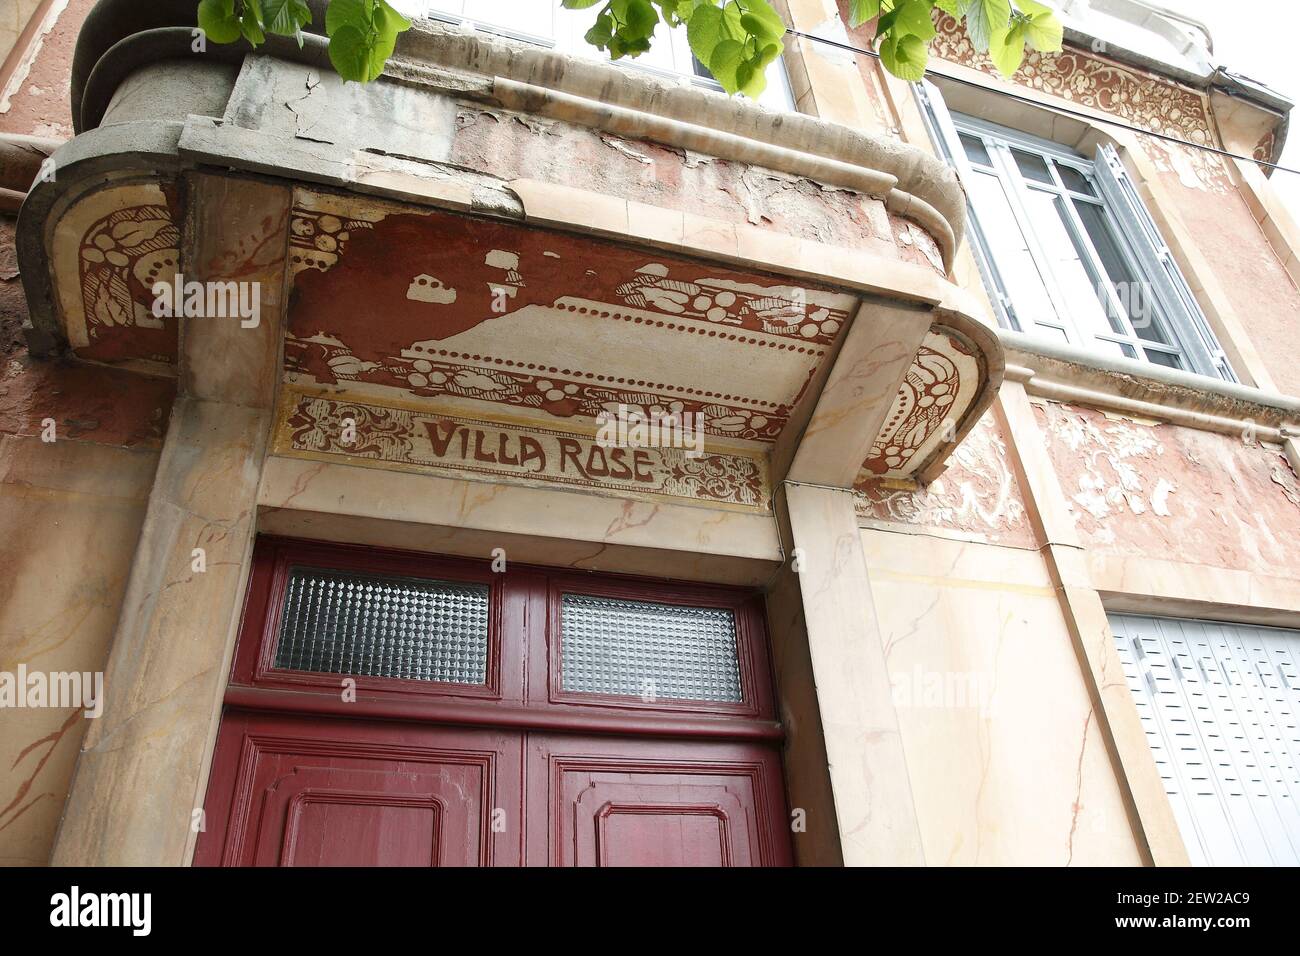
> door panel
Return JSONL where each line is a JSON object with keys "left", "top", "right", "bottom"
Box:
{"left": 196, "top": 711, "right": 523, "bottom": 867}
{"left": 526, "top": 733, "right": 791, "bottom": 867}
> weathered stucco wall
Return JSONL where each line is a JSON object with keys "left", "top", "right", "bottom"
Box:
{"left": 450, "top": 105, "right": 944, "bottom": 272}
{"left": 1036, "top": 400, "right": 1300, "bottom": 579}
{"left": 854, "top": 408, "right": 1037, "bottom": 548}
{"left": 1152, "top": 165, "right": 1300, "bottom": 397}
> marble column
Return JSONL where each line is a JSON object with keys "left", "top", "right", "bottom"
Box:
{"left": 50, "top": 174, "right": 288, "bottom": 865}
{"left": 769, "top": 481, "right": 926, "bottom": 865}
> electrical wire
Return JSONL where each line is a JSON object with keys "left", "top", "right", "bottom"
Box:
{"left": 784, "top": 26, "right": 1300, "bottom": 176}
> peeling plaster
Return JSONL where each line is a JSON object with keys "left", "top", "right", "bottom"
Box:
{"left": 1038, "top": 401, "right": 1300, "bottom": 577}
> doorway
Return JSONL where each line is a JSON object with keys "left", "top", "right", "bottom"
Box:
{"left": 195, "top": 537, "right": 792, "bottom": 866}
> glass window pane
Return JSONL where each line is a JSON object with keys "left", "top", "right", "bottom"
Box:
{"left": 1144, "top": 348, "right": 1184, "bottom": 369}
{"left": 1073, "top": 199, "right": 1173, "bottom": 347}
{"left": 1057, "top": 164, "right": 1097, "bottom": 196}
{"left": 959, "top": 133, "right": 993, "bottom": 166}
{"left": 966, "top": 171, "right": 1060, "bottom": 327}
{"left": 1023, "top": 189, "right": 1124, "bottom": 337}
{"left": 561, "top": 594, "right": 742, "bottom": 703}
{"left": 274, "top": 567, "right": 490, "bottom": 684}
{"left": 1012, "top": 149, "right": 1053, "bottom": 184}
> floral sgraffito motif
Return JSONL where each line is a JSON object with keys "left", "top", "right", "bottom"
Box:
{"left": 78, "top": 204, "right": 180, "bottom": 360}
{"left": 665, "top": 452, "right": 765, "bottom": 507}
{"left": 862, "top": 346, "right": 962, "bottom": 476}
{"left": 284, "top": 340, "right": 789, "bottom": 442}
{"left": 930, "top": 13, "right": 1230, "bottom": 192}
{"left": 288, "top": 399, "right": 416, "bottom": 460}
{"left": 615, "top": 265, "right": 848, "bottom": 346}
{"left": 289, "top": 209, "right": 376, "bottom": 276}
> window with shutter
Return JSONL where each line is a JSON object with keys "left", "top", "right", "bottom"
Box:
{"left": 1110, "top": 614, "right": 1300, "bottom": 866}
{"left": 915, "top": 81, "right": 1234, "bottom": 380}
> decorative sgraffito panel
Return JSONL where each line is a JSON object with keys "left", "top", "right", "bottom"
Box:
{"left": 859, "top": 329, "right": 983, "bottom": 480}
{"left": 275, "top": 388, "right": 770, "bottom": 512}
{"left": 52, "top": 182, "right": 182, "bottom": 365}
{"left": 854, "top": 409, "right": 1035, "bottom": 547}
{"left": 284, "top": 189, "right": 855, "bottom": 449}
{"left": 929, "top": 13, "right": 1230, "bottom": 192}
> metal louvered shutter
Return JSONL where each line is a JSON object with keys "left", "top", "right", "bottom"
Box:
{"left": 1110, "top": 614, "right": 1300, "bottom": 865}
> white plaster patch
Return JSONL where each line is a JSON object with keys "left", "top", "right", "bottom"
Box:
{"left": 1151, "top": 478, "right": 1175, "bottom": 517}
{"left": 406, "top": 274, "right": 457, "bottom": 304}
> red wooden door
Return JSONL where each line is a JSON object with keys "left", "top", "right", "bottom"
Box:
{"left": 199, "top": 712, "right": 522, "bottom": 866}
{"left": 527, "top": 734, "right": 791, "bottom": 867}
{"left": 196, "top": 538, "right": 791, "bottom": 867}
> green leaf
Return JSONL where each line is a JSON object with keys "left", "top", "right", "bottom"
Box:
{"left": 623, "top": 0, "right": 660, "bottom": 38}
{"left": 261, "top": 0, "right": 311, "bottom": 36}
{"left": 326, "top": 0, "right": 371, "bottom": 36}
{"left": 376, "top": 0, "right": 412, "bottom": 34}
{"left": 585, "top": 13, "right": 615, "bottom": 46}
{"left": 239, "top": 3, "right": 266, "bottom": 45}
{"left": 737, "top": 57, "right": 767, "bottom": 98}
{"left": 988, "top": 20, "right": 1026, "bottom": 74}
{"left": 739, "top": 0, "right": 785, "bottom": 42}
{"left": 1017, "top": 0, "right": 1063, "bottom": 51}
{"left": 329, "top": 23, "right": 375, "bottom": 81}
{"left": 848, "top": 0, "right": 881, "bottom": 26}
{"left": 935, "top": 0, "right": 962, "bottom": 15}
{"left": 686, "top": 3, "right": 725, "bottom": 67}
{"left": 962, "top": 0, "right": 1011, "bottom": 52}
{"left": 879, "top": 30, "right": 928, "bottom": 81}
{"left": 708, "top": 37, "right": 746, "bottom": 92}
{"left": 562, "top": 0, "right": 606, "bottom": 8}
{"left": 197, "top": 0, "right": 242, "bottom": 44}
{"left": 892, "top": 0, "right": 937, "bottom": 41}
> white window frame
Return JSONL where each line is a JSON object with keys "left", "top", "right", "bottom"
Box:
{"left": 915, "top": 81, "right": 1233, "bottom": 381}
{"left": 403, "top": 1, "right": 795, "bottom": 112}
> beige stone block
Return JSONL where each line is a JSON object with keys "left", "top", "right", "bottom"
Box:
{"left": 787, "top": 298, "right": 932, "bottom": 487}
{"left": 681, "top": 212, "right": 738, "bottom": 260}
{"left": 181, "top": 175, "right": 290, "bottom": 409}
{"left": 781, "top": 484, "right": 925, "bottom": 865}
{"left": 625, "top": 200, "right": 685, "bottom": 251}
{"left": 511, "top": 178, "right": 629, "bottom": 238}
{"left": 734, "top": 223, "right": 801, "bottom": 273}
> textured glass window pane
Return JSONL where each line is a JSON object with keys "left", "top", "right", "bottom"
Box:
{"left": 274, "top": 566, "right": 489, "bottom": 684}
{"left": 561, "top": 594, "right": 742, "bottom": 703}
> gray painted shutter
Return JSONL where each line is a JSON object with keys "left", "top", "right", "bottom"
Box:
{"left": 1091, "top": 146, "right": 1234, "bottom": 380}
{"left": 1110, "top": 613, "right": 1300, "bottom": 865}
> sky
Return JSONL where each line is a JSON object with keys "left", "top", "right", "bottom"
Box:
{"left": 1174, "top": 0, "right": 1300, "bottom": 218}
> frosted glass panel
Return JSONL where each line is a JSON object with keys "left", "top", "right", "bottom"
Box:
{"left": 561, "top": 594, "right": 742, "bottom": 703}
{"left": 274, "top": 566, "right": 489, "bottom": 684}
